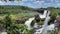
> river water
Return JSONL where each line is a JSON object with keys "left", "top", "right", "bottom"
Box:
{"left": 25, "top": 11, "right": 55, "bottom": 34}
{"left": 41, "top": 11, "right": 50, "bottom": 34}
{"left": 25, "top": 17, "right": 35, "bottom": 30}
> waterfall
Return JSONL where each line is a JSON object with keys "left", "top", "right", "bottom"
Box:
{"left": 1, "top": 32, "right": 7, "bottom": 34}
{"left": 34, "top": 10, "right": 51, "bottom": 34}
{"left": 41, "top": 11, "right": 50, "bottom": 34}
{"left": 25, "top": 17, "right": 35, "bottom": 30}
{"left": 25, "top": 10, "right": 55, "bottom": 34}
{"left": 39, "top": 10, "right": 48, "bottom": 19}
{"left": 47, "top": 24, "right": 55, "bottom": 30}
{"left": 34, "top": 24, "right": 55, "bottom": 34}
{"left": 33, "top": 23, "right": 39, "bottom": 28}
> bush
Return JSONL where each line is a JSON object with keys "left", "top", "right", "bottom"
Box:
{"left": 47, "top": 29, "right": 58, "bottom": 34}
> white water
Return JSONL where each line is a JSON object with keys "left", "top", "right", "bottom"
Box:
{"left": 1, "top": 32, "right": 7, "bottom": 34}
{"left": 34, "top": 24, "right": 55, "bottom": 34}
{"left": 47, "top": 24, "right": 55, "bottom": 30}
{"left": 39, "top": 10, "right": 48, "bottom": 19}
{"left": 41, "top": 11, "right": 50, "bottom": 34}
{"left": 34, "top": 23, "right": 39, "bottom": 28}
{"left": 34, "top": 11, "right": 51, "bottom": 34}
{"left": 25, "top": 17, "right": 35, "bottom": 30}
{"left": 25, "top": 10, "right": 55, "bottom": 34}
{"left": 41, "top": 17, "right": 50, "bottom": 34}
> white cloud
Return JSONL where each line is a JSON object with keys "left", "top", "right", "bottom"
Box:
{"left": 33, "top": 0, "right": 45, "bottom": 5}
{"left": 0, "top": 0, "right": 60, "bottom": 8}
{"left": 22, "top": 0, "right": 28, "bottom": 1}
{"left": 0, "top": 1, "right": 2, "bottom": 3}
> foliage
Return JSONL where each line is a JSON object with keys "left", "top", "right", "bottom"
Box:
{"left": 47, "top": 29, "right": 58, "bottom": 34}
{"left": 30, "top": 20, "right": 36, "bottom": 27}
{"left": 0, "top": 20, "right": 5, "bottom": 32}
{"left": 30, "top": 14, "right": 43, "bottom": 27}
{"left": 0, "top": 6, "right": 60, "bottom": 34}
{"left": 24, "top": 29, "right": 34, "bottom": 34}
{"left": 3, "top": 14, "right": 28, "bottom": 34}
{"left": 0, "top": 6, "right": 34, "bottom": 14}
{"left": 48, "top": 14, "right": 56, "bottom": 25}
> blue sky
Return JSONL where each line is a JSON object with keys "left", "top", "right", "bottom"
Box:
{"left": 0, "top": 0, "right": 60, "bottom": 8}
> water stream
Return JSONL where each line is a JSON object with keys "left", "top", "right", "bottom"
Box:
{"left": 25, "top": 10, "right": 55, "bottom": 34}
{"left": 25, "top": 17, "right": 35, "bottom": 30}
{"left": 25, "top": 11, "right": 55, "bottom": 34}
{"left": 41, "top": 11, "right": 50, "bottom": 34}
{"left": 34, "top": 11, "right": 50, "bottom": 34}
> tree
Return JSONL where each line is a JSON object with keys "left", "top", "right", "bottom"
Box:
{"left": 4, "top": 14, "right": 28, "bottom": 34}
{"left": 47, "top": 29, "right": 58, "bottom": 34}
{"left": 0, "top": 20, "right": 5, "bottom": 32}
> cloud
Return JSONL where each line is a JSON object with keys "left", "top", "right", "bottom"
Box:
{"left": 22, "top": 0, "right": 28, "bottom": 1}
{"left": 0, "top": 0, "right": 60, "bottom": 8}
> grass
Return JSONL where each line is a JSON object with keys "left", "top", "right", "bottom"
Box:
{"left": 48, "top": 8, "right": 60, "bottom": 16}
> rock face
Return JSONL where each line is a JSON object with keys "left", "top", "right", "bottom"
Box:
{"left": 55, "top": 15, "right": 60, "bottom": 34}
{"left": 35, "top": 14, "right": 41, "bottom": 22}
{"left": 34, "top": 10, "right": 44, "bottom": 14}
{"left": 55, "top": 15, "right": 60, "bottom": 27}
{"left": 15, "top": 19, "right": 27, "bottom": 24}
{"left": 56, "top": 16, "right": 60, "bottom": 22}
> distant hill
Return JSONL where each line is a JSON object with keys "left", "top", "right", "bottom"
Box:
{"left": 0, "top": 5, "right": 34, "bottom": 14}
{"left": 0, "top": 5, "right": 60, "bottom": 16}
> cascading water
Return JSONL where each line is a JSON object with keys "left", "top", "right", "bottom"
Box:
{"left": 41, "top": 11, "right": 50, "bottom": 34}
{"left": 39, "top": 10, "right": 48, "bottom": 19}
{"left": 1, "top": 32, "right": 7, "bottom": 34}
{"left": 25, "top": 17, "right": 35, "bottom": 30}
{"left": 41, "top": 17, "right": 50, "bottom": 34}
{"left": 34, "top": 10, "right": 51, "bottom": 34}
{"left": 25, "top": 10, "right": 55, "bottom": 34}
{"left": 34, "top": 24, "right": 55, "bottom": 34}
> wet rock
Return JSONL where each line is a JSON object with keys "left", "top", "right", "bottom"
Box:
{"left": 35, "top": 14, "right": 41, "bottom": 22}
{"left": 15, "top": 19, "right": 27, "bottom": 24}
{"left": 54, "top": 14, "right": 60, "bottom": 34}
{"left": 34, "top": 10, "right": 44, "bottom": 14}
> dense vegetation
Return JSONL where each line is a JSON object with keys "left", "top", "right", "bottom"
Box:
{"left": 0, "top": 6, "right": 35, "bottom": 34}
{"left": 0, "top": 5, "right": 34, "bottom": 14}
{"left": 0, "top": 6, "right": 60, "bottom": 34}
{"left": 47, "top": 29, "right": 58, "bottom": 34}
{"left": 0, "top": 14, "right": 34, "bottom": 34}
{"left": 0, "top": 6, "right": 34, "bottom": 20}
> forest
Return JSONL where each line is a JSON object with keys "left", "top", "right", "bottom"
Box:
{"left": 0, "top": 6, "right": 60, "bottom": 34}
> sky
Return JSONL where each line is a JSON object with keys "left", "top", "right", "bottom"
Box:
{"left": 0, "top": 0, "right": 60, "bottom": 8}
